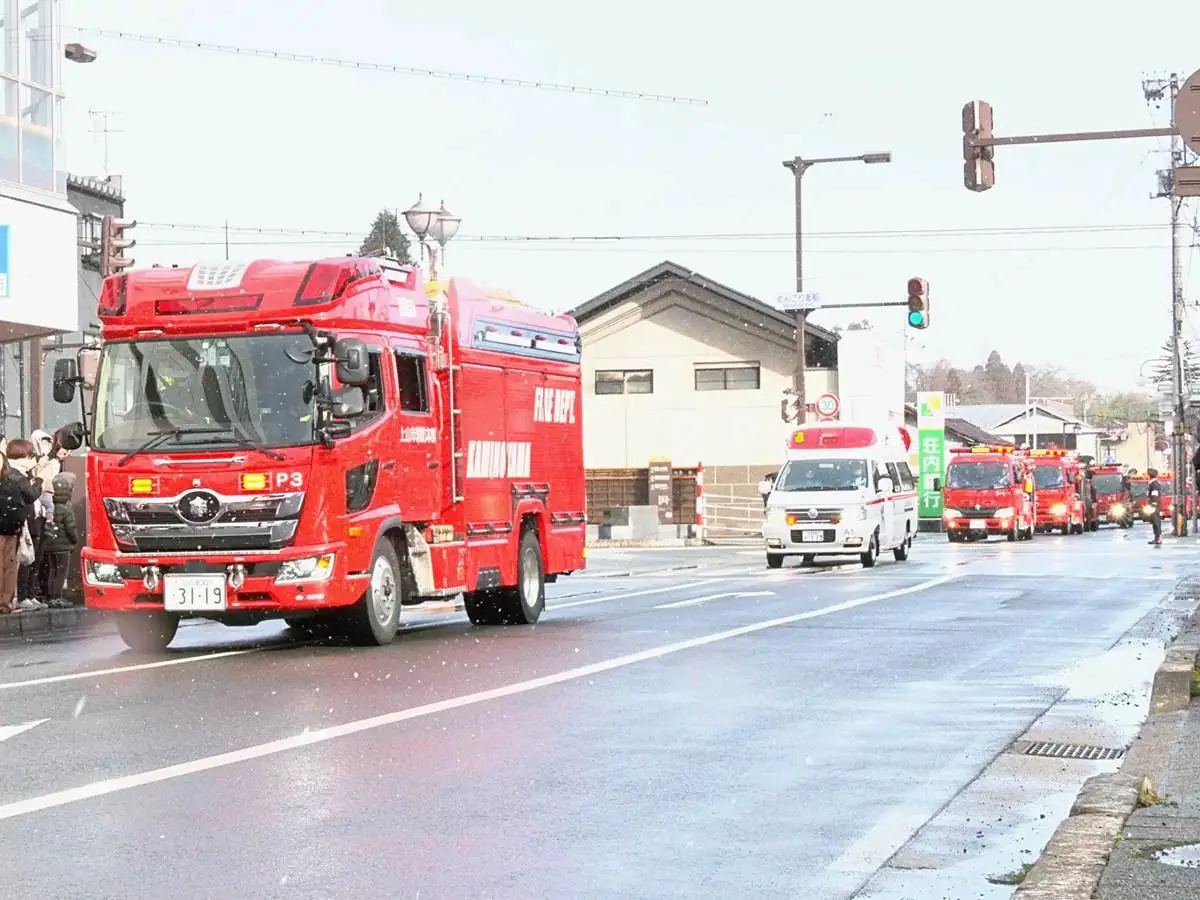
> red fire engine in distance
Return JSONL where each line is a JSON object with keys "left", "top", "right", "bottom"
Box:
{"left": 51, "top": 256, "right": 586, "bottom": 652}
{"left": 1089, "top": 464, "right": 1133, "bottom": 528}
{"left": 941, "top": 445, "right": 1035, "bottom": 542}
{"left": 1025, "top": 448, "right": 1085, "bottom": 535}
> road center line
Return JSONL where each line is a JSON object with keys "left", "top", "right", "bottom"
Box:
{"left": 0, "top": 573, "right": 962, "bottom": 823}
{"left": 0, "top": 649, "right": 259, "bottom": 692}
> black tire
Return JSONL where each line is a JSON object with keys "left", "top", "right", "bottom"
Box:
{"left": 343, "top": 538, "right": 402, "bottom": 646}
{"left": 948, "top": 532, "right": 963, "bottom": 543}
{"left": 1007, "top": 527, "right": 1017, "bottom": 542}
{"left": 1024, "top": 522, "right": 1035, "bottom": 540}
{"left": 861, "top": 531, "right": 879, "bottom": 568}
{"left": 766, "top": 553, "right": 784, "bottom": 569}
{"left": 1060, "top": 523, "right": 1070, "bottom": 535}
{"left": 465, "top": 527, "right": 546, "bottom": 626}
{"left": 116, "top": 611, "right": 180, "bottom": 653}
{"left": 894, "top": 529, "right": 911, "bottom": 560}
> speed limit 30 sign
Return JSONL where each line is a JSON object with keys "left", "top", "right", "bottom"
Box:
{"left": 816, "top": 393, "right": 840, "bottom": 420}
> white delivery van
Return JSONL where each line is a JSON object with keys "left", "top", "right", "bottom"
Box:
{"left": 762, "top": 422, "right": 919, "bottom": 569}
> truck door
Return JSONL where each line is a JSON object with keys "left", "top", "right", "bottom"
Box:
{"left": 391, "top": 347, "right": 440, "bottom": 520}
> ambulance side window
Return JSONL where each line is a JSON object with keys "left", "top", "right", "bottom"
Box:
{"left": 885, "top": 463, "right": 902, "bottom": 491}
{"left": 394, "top": 352, "right": 429, "bottom": 414}
{"left": 896, "top": 462, "right": 916, "bottom": 491}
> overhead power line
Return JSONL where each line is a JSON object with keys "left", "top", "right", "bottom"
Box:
{"left": 64, "top": 27, "right": 708, "bottom": 106}
{"left": 135, "top": 220, "right": 1175, "bottom": 243}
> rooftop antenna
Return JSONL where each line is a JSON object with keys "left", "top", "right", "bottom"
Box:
{"left": 88, "top": 108, "right": 125, "bottom": 177}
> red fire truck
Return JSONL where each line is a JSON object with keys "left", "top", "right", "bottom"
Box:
{"left": 1026, "top": 448, "right": 1085, "bottom": 534}
{"left": 1089, "top": 464, "right": 1133, "bottom": 528}
{"left": 51, "top": 256, "right": 587, "bottom": 651}
{"left": 941, "top": 445, "right": 1035, "bottom": 542}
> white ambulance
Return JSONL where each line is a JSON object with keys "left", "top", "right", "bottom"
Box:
{"left": 762, "top": 423, "right": 919, "bottom": 568}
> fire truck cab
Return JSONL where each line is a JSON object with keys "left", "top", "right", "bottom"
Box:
{"left": 1090, "top": 464, "right": 1133, "bottom": 528}
{"left": 1027, "top": 449, "right": 1085, "bottom": 534}
{"left": 941, "top": 445, "right": 1034, "bottom": 541}
{"left": 51, "top": 256, "right": 587, "bottom": 652}
{"left": 762, "top": 423, "right": 918, "bottom": 568}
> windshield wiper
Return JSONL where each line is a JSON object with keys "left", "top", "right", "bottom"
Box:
{"left": 116, "top": 426, "right": 229, "bottom": 467}
{"left": 186, "top": 425, "right": 287, "bottom": 461}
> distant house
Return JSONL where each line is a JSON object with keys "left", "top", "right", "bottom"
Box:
{"left": 902, "top": 404, "right": 1010, "bottom": 448}
{"left": 950, "top": 402, "right": 1102, "bottom": 456}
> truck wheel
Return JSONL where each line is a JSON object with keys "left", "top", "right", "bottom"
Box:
{"left": 465, "top": 527, "right": 546, "bottom": 626}
{"left": 893, "top": 530, "right": 911, "bottom": 560}
{"left": 861, "top": 531, "right": 879, "bottom": 568}
{"left": 116, "top": 611, "right": 180, "bottom": 653}
{"left": 1060, "top": 523, "right": 1070, "bottom": 535}
{"left": 766, "top": 553, "right": 784, "bottom": 569}
{"left": 343, "top": 539, "right": 402, "bottom": 646}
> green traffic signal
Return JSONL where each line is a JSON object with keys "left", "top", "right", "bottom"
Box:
{"left": 908, "top": 310, "right": 925, "bottom": 328}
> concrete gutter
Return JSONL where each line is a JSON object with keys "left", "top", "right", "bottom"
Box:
{"left": 1013, "top": 601, "right": 1200, "bottom": 899}
{"left": 0, "top": 606, "right": 111, "bottom": 639}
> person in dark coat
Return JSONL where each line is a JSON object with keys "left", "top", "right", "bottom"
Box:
{"left": 1147, "top": 468, "right": 1164, "bottom": 546}
{"left": 41, "top": 473, "right": 78, "bottom": 608}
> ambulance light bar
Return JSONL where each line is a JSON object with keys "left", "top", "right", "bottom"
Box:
{"left": 788, "top": 426, "right": 879, "bottom": 450}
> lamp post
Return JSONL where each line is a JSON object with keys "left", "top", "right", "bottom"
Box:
{"left": 403, "top": 194, "right": 461, "bottom": 280}
{"left": 781, "top": 151, "right": 892, "bottom": 422}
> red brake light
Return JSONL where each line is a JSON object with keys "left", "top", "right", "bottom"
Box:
{"left": 155, "top": 294, "right": 263, "bottom": 316}
{"left": 98, "top": 275, "right": 127, "bottom": 315}
{"left": 294, "top": 259, "right": 378, "bottom": 306}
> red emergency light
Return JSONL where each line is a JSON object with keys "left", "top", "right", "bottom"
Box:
{"left": 97, "top": 274, "right": 128, "bottom": 316}
{"left": 1028, "top": 449, "right": 1065, "bottom": 458}
{"left": 789, "top": 425, "right": 878, "bottom": 450}
{"left": 950, "top": 445, "right": 1012, "bottom": 454}
{"left": 156, "top": 294, "right": 264, "bottom": 316}
{"left": 293, "top": 258, "right": 379, "bottom": 307}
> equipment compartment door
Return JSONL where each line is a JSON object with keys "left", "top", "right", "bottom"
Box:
{"left": 392, "top": 348, "right": 441, "bottom": 521}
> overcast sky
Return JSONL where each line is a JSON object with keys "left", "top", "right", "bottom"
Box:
{"left": 60, "top": 0, "right": 1200, "bottom": 393}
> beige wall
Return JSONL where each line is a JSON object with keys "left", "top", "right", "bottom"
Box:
{"left": 1103, "top": 422, "right": 1166, "bottom": 473}
{"left": 580, "top": 288, "right": 837, "bottom": 469}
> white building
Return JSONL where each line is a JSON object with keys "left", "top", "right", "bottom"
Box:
{"left": 0, "top": 0, "right": 83, "bottom": 435}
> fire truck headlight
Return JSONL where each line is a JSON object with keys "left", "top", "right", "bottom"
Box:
{"left": 942, "top": 508, "right": 961, "bottom": 519}
{"left": 1143, "top": 504, "right": 1155, "bottom": 516}
{"left": 86, "top": 561, "right": 124, "bottom": 586}
{"left": 843, "top": 506, "right": 867, "bottom": 522}
{"left": 996, "top": 507, "right": 1015, "bottom": 518}
{"left": 1110, "top": 503, "right": 1126, "bottom": 517}
{"left": 1050, "top": 503, "right": 1068, "bottom": 516}
{"left": 275, "top": 554, "right": 336, "bottom": 584}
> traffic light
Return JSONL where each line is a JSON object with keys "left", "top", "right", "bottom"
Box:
{"left": 962, "top": 100, "right": 995, "bottom": 192}
{"left": 100, "top": 214, "right": 136, "bottom": 277}
{"left": 907, "top": 277, "right": 929, "bottom": 329}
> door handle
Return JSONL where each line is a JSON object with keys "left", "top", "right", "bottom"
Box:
{"left": 427, "top": 461, "right": 439, "bottom": 469}
{"left": 382, "top": 461, "right": 396, "bottom": 471}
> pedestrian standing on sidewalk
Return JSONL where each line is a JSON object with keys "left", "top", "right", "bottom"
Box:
{"left": 41, "top": 473, "right": 78, "bottom": 609}
{"left": 1147, "top": 467, "right": 1164, "bottom": 546}
{"left": 6, "top": 438, "right": 46, "bottom": 609}
{"left": 758, "top": 472, "right": 776, "bottom": 509}
{"left": 0, "top": 448, "right": 39, "bottom": 614}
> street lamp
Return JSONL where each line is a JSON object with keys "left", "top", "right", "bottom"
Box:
{"left": 403, "top": 193, "right": 461, "bottom": 279}
{"left": 64, "top": 43, "right": 97, "bottom": 64}
{"left": 780, "top": 151, "right": 893, "bottom": 422}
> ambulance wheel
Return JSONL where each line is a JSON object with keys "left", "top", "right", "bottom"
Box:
{"left": 893, "top": 529, "right": 911, "bottom": 561}
{"left": 116, "top": 611, "right": 179, "bottom": 653}
{"left": 861, "top": 531, "right": 879, "bottom": 568}
{"left": 465, "top": 527, "right": 545, "bottom": 626}
{"left": 766, "top": 553, "right": 784, "bottom": 569}
{"left": 343, "top": 539, "right": 402, "bottom": 646}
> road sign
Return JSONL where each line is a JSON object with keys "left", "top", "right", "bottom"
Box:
{"left": 816, "top": 393, "right": 840, "bottom": 420}
{"left": 1176, "top": 69, "right": 1200, "bottom": 156}
{"left": 777, "top": 291, "right": 821, "bottom": 312}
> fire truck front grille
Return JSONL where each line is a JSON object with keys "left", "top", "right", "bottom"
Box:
{"left": 106, "top": 491, "right": 304, "bottom": 553}
{"left": 961, "top": 506, "right": 1002, "bottom": 517}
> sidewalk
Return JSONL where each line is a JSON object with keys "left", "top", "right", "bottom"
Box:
{"left": 0, "top": 605, "right": 109, "bottom": 639}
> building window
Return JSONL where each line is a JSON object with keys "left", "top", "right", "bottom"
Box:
{"left": 78, "top": 213, "right": 102, "bottom": 269}
{"left": 0, "top": 0, "right": 64, "bottom": 195}
{"left": 595, "top": 369, "right": 653, "bottom": 395}
{"left": 694, "top": 363, "right": 760, "bottom": 392}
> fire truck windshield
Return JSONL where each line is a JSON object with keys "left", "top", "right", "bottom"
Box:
{"left": 1131, "top": 482, "right": 1148, "bottom": 498}
{"left": 1031, "top": 466, "right": 1066, "bottom": 490}
{"left": 92, "top": 334, "right": 318, "bottom": 452}
{"left": 1092, "top": 474, "right": 1125, "bottom": 495}
{"left": 945, "top": 462, "right": 1010, "bottom": 489}
{"left": 776, "top": 459, "right": 869, "bottom": 492}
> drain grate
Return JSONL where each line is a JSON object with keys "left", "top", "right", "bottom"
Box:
{"left": 1015, "top": 741, "right": 1126, "bottom": 761}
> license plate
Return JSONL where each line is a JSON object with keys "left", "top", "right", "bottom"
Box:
{"left": 969, "top": 519, "right": 987, "bottom": 530}
{"left": 163, "top": 574, "right": 228, "bottom": 612}
{"left": 801, "top": 531, "right": 826, "bottom": 543}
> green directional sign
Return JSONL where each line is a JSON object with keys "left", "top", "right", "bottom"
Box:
{"left": 917, "top": 391, "right": 945, "bottom": 519}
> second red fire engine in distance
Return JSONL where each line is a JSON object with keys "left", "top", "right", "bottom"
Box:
{"left": 941, "top": 445, "right": 1035, "bottom": 542}
{"left": 52, "top": 254, "right": 587, "bottom": 652}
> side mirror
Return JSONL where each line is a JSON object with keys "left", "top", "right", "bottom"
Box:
{"left": 55, "top": 422, "right": 85, "bottom": 452}
{"left": 932, "top": 477, "right": 942, "bottom": 492}
{"left": 877, "top": 476, "right": 894, "bottom": 494}
{"left": 79, "top": 347, "right": 101, "bottom": 390}
{"left": 334, "top": 338, "right": 370, "bottom": 387}
{"left": 52, "top": 358, "right": 77, "bottom": 404}
{"left": 322, "top": 420, "right": 352, "bottom": 441}
{"left": 331, "top": 385, "right": 365, "bottom": 419}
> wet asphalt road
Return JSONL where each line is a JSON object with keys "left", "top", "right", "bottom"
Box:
{"left": 2, "top": 529, "right": 1198, "bottom": 900}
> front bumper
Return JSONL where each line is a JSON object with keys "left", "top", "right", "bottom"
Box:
{"left": 763, "top": 520, "right": 872, "bottom": 555}
{"left": 942, "top": 515, "right": 1016, "bottom": 536}
{"left": 79, "top": 544, "right": 367, "bottom": 615}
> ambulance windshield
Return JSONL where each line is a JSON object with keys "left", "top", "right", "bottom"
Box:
{"left": 945, "top": 462, "right": 1010, "bottom": 489}
{"left": 91, "top": 334, "right": 319, "bottom": 452}
{"left": 1092, "top": 474, "right": 1125, "bottom": 495}
{"left": 776, "top": 458, "right": 869, "bottom": 492}
{"left": 1032, "top": 466, "right": 1066, "bottom": 489}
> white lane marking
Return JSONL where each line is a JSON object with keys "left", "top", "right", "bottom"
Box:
{"left": 552, "top": 580, "right": 735, "bottom": 610}
{"left": 825, "top": 808, "right": 935, "bottom": 876}
{"left": 655, "top": 591, "right": 775, "bottom": 610}
{"left": 0, "top": 650, "right": 259, "bottom": 692}
{"left": 0, "top": 573, "right": 963, "bottom": 822}
{"left": 0, "top": 719, "right": 48, "bottom": 743}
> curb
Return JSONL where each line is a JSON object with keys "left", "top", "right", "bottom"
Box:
{"left": 1013, "top": 600, "right": 1200, "bottom": 898}
{"left": 587, "top": 539, "right": 711, "bottom": 549}
{"left": 0, "top": 607, "right": 111, "bottom": 639}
